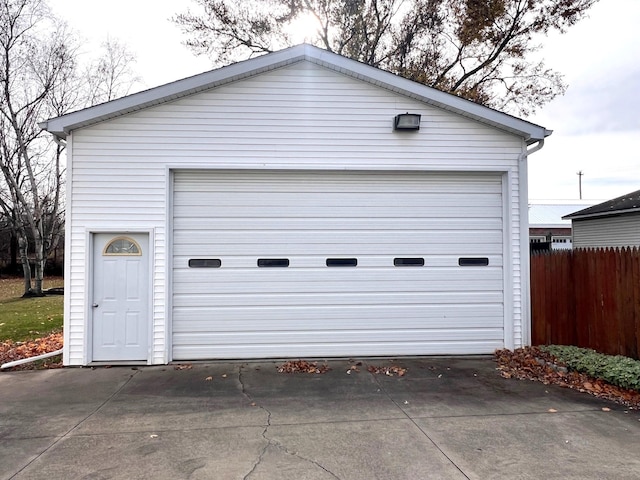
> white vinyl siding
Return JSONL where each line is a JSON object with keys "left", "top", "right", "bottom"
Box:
{"left": 64, "top": 60, "right": 525, "bottom": 365}
{"left": 572, "top": 214, "right": 640, "bottom": 248}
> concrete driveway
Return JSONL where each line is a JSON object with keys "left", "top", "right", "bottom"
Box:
{"left": 1, "top": 357, "right": 639, "bottom": 480}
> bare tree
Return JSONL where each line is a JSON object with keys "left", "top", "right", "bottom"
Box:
{"left": 0, "top": 0, "right": 140, "bottom": 295}
{"left": 0, "top": 0, "right": 75, "bottom": 295}
{"left": 84, "top": 37, "right": 141, "bottom": 105}
{"left": 174, "top": 0, "right": 598, "bottom": 116}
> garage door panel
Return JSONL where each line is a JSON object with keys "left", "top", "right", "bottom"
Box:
{"left": 174, "top": 217, "right": 503, "bottom": 231}
{"left": 173, "top": 204, "right": 501, "bottom": 219}
{"left": 173, "top": 291, "right": 505, "bottom": 307}
{"left": 173, "top": 243, "right": 504, "bottom": 256}
{"left": 175, "top": 171, "right": 502, "bottom": 192}
{"left": 173, "top": 304, "right": 504, "bottom": 330}
{"left": 172, "top": 341, "right": 505, "bottom": 359}
{"left": 172, "top": 267, "right": 503, "bottom": 285}
{"left": 173, "top": 255, "right": 504, "bottom": 269}
{"left": 174, "top": 230, "right": 503, "bottom": 246}
{"left": 172, "top": 170, "right": 505, "bottom": 359}
{"left": 173, "top": 328, "right": 504, "bottom": 347}
{"left": 174, "top": 191, "right": 503, "bottom": 209}
{"left": 173, "top": 281, "right": 502, "bottom": 296}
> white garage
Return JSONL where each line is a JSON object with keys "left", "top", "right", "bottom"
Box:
{"left": 40, "top": 44, "right": 550, "bottom": 365}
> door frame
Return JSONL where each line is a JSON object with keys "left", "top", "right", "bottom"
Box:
{"left": 86, "top": 229, "right": 155, "bottom": 365}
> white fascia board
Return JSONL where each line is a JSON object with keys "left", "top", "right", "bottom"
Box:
{"left": 40, "top": 43, "right": 550, "bottom": 143}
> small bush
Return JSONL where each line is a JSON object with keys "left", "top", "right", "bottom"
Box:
{"left": 540, "top": 345, "right": 640, "bottom": 392}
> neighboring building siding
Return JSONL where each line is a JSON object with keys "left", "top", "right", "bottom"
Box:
{"left": 572, "top": 213, "right": 640, "bottom": 248}
{"left": 66, "top": 60, "right": 525, "bottom": 365}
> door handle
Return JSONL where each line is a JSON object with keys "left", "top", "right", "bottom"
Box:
{"left": 92, "top": 303, "right": 99, "bottom": 308}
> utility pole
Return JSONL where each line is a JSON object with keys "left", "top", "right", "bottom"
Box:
{"left": 577, "top": 171, "right": 583, "bottom": 199}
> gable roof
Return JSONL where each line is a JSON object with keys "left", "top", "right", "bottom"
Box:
{"left": 563, "top": 189, "right": 640, "bottom": 220}
{"left": 40, "top": 44, "right": 551, "bottom": 143}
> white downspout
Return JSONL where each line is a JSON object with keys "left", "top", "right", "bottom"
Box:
{"left": 526, "top": 139, "right": 544, "bottom": 156}
{"left": 1, "top": 348, "right": 64, "bottom": 370}
{"left": 519, "top": 137, "right": 546, "bottom": 347}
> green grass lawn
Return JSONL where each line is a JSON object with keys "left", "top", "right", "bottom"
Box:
{"left": 0, "top": 277, "right": 64, "bottom": 342}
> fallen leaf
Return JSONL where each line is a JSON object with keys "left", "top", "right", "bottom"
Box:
{"left": 0, "top": 332, "right": 64, "bottom": 370}
{"left": 150, "top": 434, "right": 158, "bottom": 438}
{"left": 205, "top": 376, "right": 213, "bottom": 381}
{"left": 221, "top": 374, "right": 227, "bottom": 378}
{"left": 174, "top": 364, "right": 192, "bottom": 370}
{"left": 548, "top": 408, "right": 558, "bottom": 413}
{"left": 277, "top": 360, "right": 331, "bottom": 374}
{"left": 494, "top": 347, "right": 640, "bottom": 410}
{"left": 367, "top": 365, "right": 407, "bottom": 377}
{"left": 602, "top": 407, "right": 611, "bottom": 412}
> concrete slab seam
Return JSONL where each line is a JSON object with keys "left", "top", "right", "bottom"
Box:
{"left": 7, "top": 370, "right": 140, "bottom": 480}
{"left": 237, "top": 364, "right": 341, "bottom": 480}
{"left": 363, "top": 360, "right": 472, "bottom": 480}
{"left": 408, "top": 408, "right": 610, "bottom": 420}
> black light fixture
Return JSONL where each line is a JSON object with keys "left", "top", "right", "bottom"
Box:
{"left": 394, "top": 113, "right": 421, "bottom": 131}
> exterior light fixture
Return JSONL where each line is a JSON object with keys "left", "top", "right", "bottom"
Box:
{"left": 394, "top": 113, "right": 421, "bottom": 131}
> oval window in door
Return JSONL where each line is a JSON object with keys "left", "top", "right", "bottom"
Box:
{"left": 103, "top": 236, "right": 142, "bottom": 256}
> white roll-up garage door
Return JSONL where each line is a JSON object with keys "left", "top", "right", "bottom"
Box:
{"left": 172, "top": 170, "right": 504, "bottom": 360}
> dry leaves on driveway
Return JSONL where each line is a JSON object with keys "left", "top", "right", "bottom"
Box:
{"left": 277, "top": 359, "right": 331, "bottom": 374}
{"left": 367, "top": 365, "right": 407, "bottom": 376}
{"left": 495, "top": 347, "right": 640, "bottom": 409}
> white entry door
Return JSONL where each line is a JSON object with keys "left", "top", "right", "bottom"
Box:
{"left": 92, "top": 233, "right": 149, "bottom": 361}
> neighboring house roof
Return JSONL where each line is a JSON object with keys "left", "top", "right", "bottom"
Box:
{"left": 529, "top": 201, "right": 596, "bottom": 228}
{"left": 40, "top": 44, "right": 551, "bottom": 144}
{"left": 563, "top": 189, "right": 640, "bottom": 220}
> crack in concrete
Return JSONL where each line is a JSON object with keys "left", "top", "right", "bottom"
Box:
{"left": 239, "top": 364, "right": 271, "bottom": 480}
{"left": 272, "top": 441, "right": 342, "bottom": 480}
{"left": 364, "top": 360, "right": 471, "bottom": 480}
{"left": 238, "top": 365, "right": 341, "bottom": 480}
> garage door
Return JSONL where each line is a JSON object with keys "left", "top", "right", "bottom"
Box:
{"left": 172, "top": 170, "right": 504, "bottom": 360}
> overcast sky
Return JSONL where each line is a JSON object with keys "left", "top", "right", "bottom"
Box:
{"left": 48, "top": 0, "right": 640, "bottom": 202}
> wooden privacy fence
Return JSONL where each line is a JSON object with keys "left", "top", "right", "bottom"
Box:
{"left": 531, "top": 248, "right": 640, "bottom": 360}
